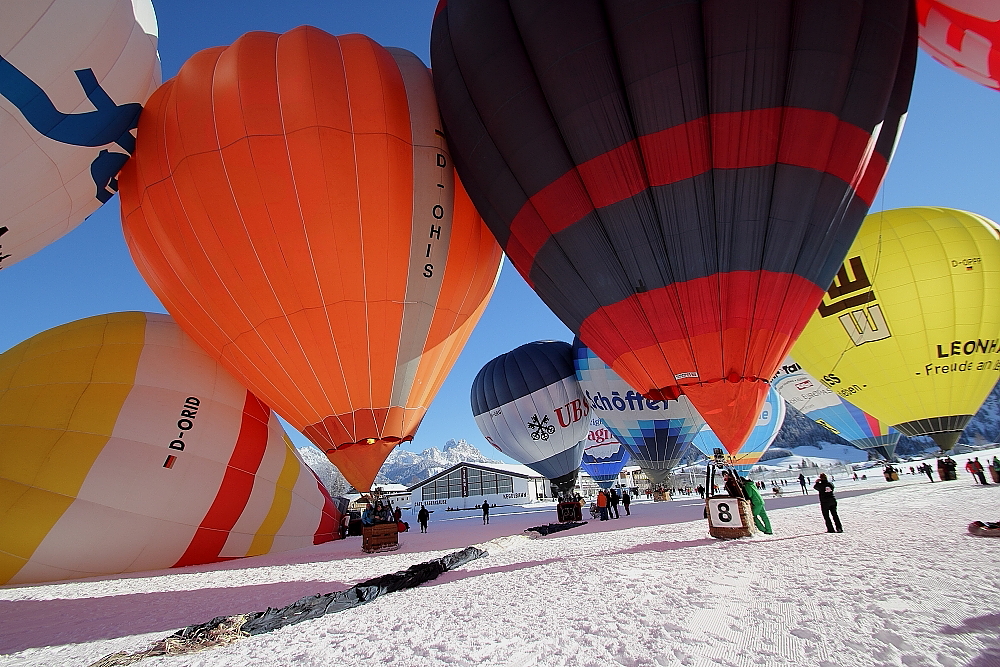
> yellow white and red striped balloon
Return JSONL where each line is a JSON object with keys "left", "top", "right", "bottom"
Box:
{"left": 0, "top": 312, "right": 339, "bottom": 586}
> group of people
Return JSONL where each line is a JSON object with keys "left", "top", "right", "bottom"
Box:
{"left": 719, "top": 470, "right": 772, "bottom": 535}
{"left": 964, "top": 457, "right": 995, "bottom": 485}
{"left": 716, "top": 469, "right": 840, "bottom": 535}
{"left": 361, "top": 500, "right": 406, "bottom": 530}
{"left": 594, "top": 488, "right": 631, "bottom": 520}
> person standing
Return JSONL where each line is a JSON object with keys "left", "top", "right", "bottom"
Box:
{"left": 696, "top": 484, "right": 705, "bottom": 499}
{"left": 418, "top": 506, "right": 430, "bottom": 533}
{"left": 921, "top": 463, "right": 934, "bottom": 482}
{"left": 798, "top": 473, "right": 808, "bottom": 495}
{"left": 609, "top": 488, "right": 621, "bottom": 519}
{"left": 813, "top": 473, "right": 843, "bottom": 533}
{"left": 481, "top": 500, "right": 490, "bottom": 525}
{"left": 621, "top": 490, "right": 631, "bottom": 516}
{"left": 596, "top": 490, "right": 609, "bottom": 521}
{"left": 743, "top": 476, "right": 772, "bottom": 535}
{"left": 966, "top": 459, "right": 980, "bottom": 484}
{"left": 973, "top": 458, "right": 990, "bottom": 485}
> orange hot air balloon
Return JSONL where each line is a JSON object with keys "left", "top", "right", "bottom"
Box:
{"left": 119, "top": 27, "right": 503, "bottom": 491}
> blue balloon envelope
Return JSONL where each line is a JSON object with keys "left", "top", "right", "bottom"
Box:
{"left": 471, "top": 341, "right": 588, "bottom": 494}
{"left": 771, "top": 358, "right": 900, "bottom": 461}
{"left": 573, "top": 339, "right": 704, "bottom": 486}
{"left": 691, "top": 386, "right": 786, "bottom": 473}
{"left": 581, "top": 415, "right": 630, "bottom": 489}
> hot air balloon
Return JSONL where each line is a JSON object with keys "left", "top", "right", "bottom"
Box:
{"left": 581, "top": 415, "right": 631, "bottom": 490}
{"left": 431, "top": 0, "right": 917, "bottom": 451}
{"left": 793, "top": 207, "right": 1000, "bottom": 450}
{"left": 0, "top": 312, "right": 339, "bottom": 586}
{"left": 0, "top": 0, "right": 160, "bottom": 269}
{"left": 917, "top": 1, "right": 1000, "bottom": 90}
{"left": 771, "top": 357, "right": 901, "bottom": 461}
{"left": 573, "top": 339, "right": 704, "bottom": 487}
{"left": 119, "top": 28, "right": 503, "bottom": 492}
{"left": 471, "top": 341, "right": 588, "bottom": 496}
{"left": 690, "top": 386, "right": 786, "bottom": 473}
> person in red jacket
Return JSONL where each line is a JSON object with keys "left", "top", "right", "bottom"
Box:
{"left": 596, "top": 490, "right": 609, "bottom": 521}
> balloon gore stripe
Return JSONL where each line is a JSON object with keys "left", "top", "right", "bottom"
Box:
{"left": 173, "top": 393, "right": 271, "bottom": 568}
{"left": 505, "top": 108, "right": 888, "bottom": 280}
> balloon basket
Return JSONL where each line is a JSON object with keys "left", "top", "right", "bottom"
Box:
{"left": 704, "top": 455, "right": 754, "bottom": 539}
{"left": 652, "top": 491, "right": 671, "bottom": 502}
{"left": 707, "top": 497, "right": 754, "bottom": 539}
{"left": 557, "top": 501, "right": 583, "bottom": 523}
{"left": 361, "top": 523, "right": 400, "bottom": 553}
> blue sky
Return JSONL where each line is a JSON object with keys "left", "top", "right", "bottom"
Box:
{"left": 2, "top": 1, "right": 998, "bottom": 466}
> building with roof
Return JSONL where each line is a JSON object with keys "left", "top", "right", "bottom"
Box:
{"left": 408, "top": 461, "right": 554, "bottom": 510}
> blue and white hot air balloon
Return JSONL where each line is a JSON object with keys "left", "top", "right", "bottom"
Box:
{"left": 573, "top": 339, "right": 705, "bottom": 487}
{"left": 471, "top": 341, "right": 588, "bottom": 496}
{"left": 771, "top": 358, "right": 901, "bottom": 461}
{"left": 0, "top": 0, "right": 161, "bottom": 269}
{"left": 691, "top": 386, "right": 786, "bottom": 474}
{"left": 581, "top": 415, "right": 630, "bottom": 490}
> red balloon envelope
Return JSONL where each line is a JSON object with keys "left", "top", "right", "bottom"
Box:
{"left": 120, "top": 28, "right": 502, "bottom": 491}
{"left": 917, "top": 1, "right": 1000, "bottom": 90}
{"left": 431, "top": 0, "right": 917, "bottom": 449}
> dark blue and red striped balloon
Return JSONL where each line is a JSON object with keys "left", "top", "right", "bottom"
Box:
{"left": 431, "top": 0, "right": 917, "bottom": 450}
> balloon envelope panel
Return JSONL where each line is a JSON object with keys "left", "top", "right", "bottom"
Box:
{"left": 917, "top": 1, "right": 1000, "bottom": 90}
{"left": 0, "top": 0, "right": 160, "bottom": 268}
{"left": 120, "top": 29, "right": 502, "bottom": 492}
{"left": 0, "top": 312, "right": 339, "bottom": 586}
{"left": 772, "top": 357, "right": 901, "bottom": 452}
{"left": 690, "top": 387, "right": 786, "bottom": 472}
{"left": 432, "top": 0, "right": 917, "bottom": 450}
{"left": 793, "top": 207, "right": 1000, "bottom": 450}
{"left": 581, "top": 415, "right": 630, "bottom": 489}
{"left": 471, "top": 341, "right": 588, "bottom": 483}
{"left": 573, "top": 339, "right": 705, "bottom": 478}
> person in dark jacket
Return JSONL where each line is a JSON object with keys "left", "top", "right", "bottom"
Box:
{"left": 621, "top": 490, "right": 631, "bottom": 516}
{"left": 417, "top": 506, "right": 430, "bottom": 533}
{"left": 481, "top": 501, "right": 490, "bottom": 525}
{"left": 609, "top": 488, "right": 620, "bottom": 519}
{"left": 723, "top": 472, "right": 745, "bottom": 498}
{"left": 813, "top": 473, "right": 843, "bottom": 533}
{"left": 798, "top": 473, "right": 808, "bottom": 494}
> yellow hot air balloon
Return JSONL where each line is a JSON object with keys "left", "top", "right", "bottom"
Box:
{"left": 792, "top": 207, "right": 1000, "bottom": 450}
{"left": 0, "top": 312, "right": 340, "bottom": 586}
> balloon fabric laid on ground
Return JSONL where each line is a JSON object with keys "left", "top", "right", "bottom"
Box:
{"left": 431, "top": 0, "right": 918, "bottom": 452}
{"left": 0, "top": 0, "right": 160, "bottom": 269}
{"left": 573, "top": 339, "right": 704, "bottom": 486}
{"left": 690, "top": 386, "right": 785, "bottom": 473}
{"left": 581, "top": 415, "right": 630, "bottom": 490}
{"left": 771, "top": 357, "right": 901, "bottom": 460}
{"left": 471, "top": 341, "right": 588, "bottom": 495}
{"left": 119, "top": 28, "right": 503, "bottom": 492}
{"left": 917, "top": 1, "right": 1000, "bottom": 90}
{"left": 0, "top": 312, "right": 340, "bottom": 586}
{"left": 793, "top": 207, "right": 1000, "bottom": 451}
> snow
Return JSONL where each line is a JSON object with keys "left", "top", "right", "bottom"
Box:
{"left": 2, "top": 448, "right": 1000, "bottom": 667}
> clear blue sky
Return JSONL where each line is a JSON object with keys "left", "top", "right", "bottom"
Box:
{"left": 2, "top": 1, "right": 998, "bottom": 466}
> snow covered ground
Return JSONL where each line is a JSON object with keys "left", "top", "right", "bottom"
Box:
{"left": 2, "top": 448, "right": 1000, "bottom": 667}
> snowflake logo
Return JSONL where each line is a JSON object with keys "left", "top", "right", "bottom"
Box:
{"left": 527, "top": 414, "right": 555, "bottom": 441}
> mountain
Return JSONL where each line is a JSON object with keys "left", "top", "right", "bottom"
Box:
{"left": 374, "top": 438, "right": 500, "bottom": 487}
{"left": 295, "top": 445, "right": 349, "bottom": 496}
{"left": 296, "top": 438, "right": 499, "bottom": 495}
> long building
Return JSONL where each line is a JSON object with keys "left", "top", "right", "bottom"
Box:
{"left": 408, "top": 461, "right": 552, "bottom": 510}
